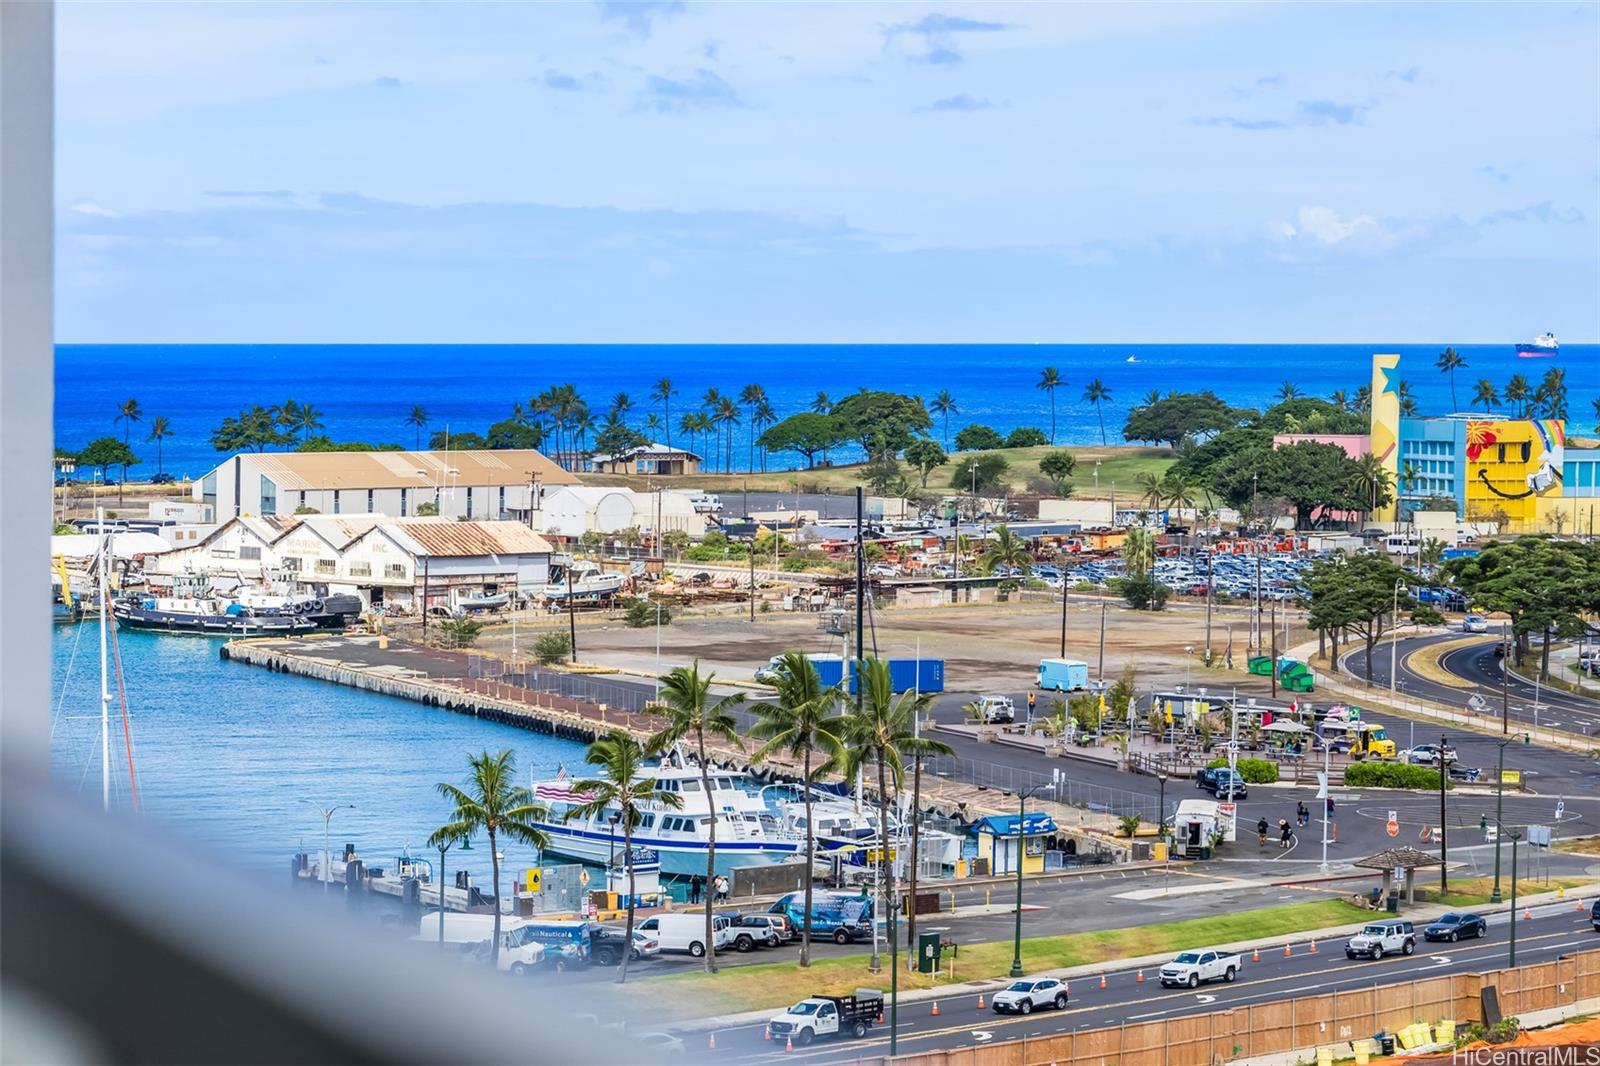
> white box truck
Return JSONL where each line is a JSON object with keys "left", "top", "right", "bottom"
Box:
{"left": 1037, "top": 658, "right": 1089, "bottom": 692}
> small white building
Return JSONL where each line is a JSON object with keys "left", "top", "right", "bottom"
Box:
{"left": 533, "top": 487, "right": 707, "bottom": 539}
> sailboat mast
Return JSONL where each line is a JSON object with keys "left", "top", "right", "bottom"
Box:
{"left": 98, "top": 507, "right": 111, "bottom": 811}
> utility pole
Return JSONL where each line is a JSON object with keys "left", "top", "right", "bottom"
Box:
{"left": 1203, "top": 545, "right": 1213, "bottom": 662}
{"left": 1491, "top": 738, "right": 1510, "bottom": 902}
{"left": 1097, "top": 601, "right": 1107, "bottom": 681}
{"left": 1501, "top": 620, "right": 1510, "bottom": 735}
{"left": 749, "top": 538, "right": 755, "bottom": 622}
{"left": 566, "top": 556, "right": 577, "bottom": 662}
{"left": 1058, "top": 584, "right": 1068, "bottom": 659}
{"left": 1438, "top": 733, "right": 1448, "bottom": 895}
{"left": 1270, "top": 598, "right": 1279, "bottom": 696}
{"left": 421, "top": 557, "right": 430, "bottom": 641}
{"left": 1253, "top": 550, "right": 1262, "bottom": 652}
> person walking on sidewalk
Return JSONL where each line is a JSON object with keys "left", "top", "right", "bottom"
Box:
{"left": 1257, "top": 817, "right": 1269, "bottom": 847}
{"left": 1279, "top": 818, "right": 1293, "bottom": 849}
{"left": 1297, "top": 801, "right": 1309, "bottom": 827}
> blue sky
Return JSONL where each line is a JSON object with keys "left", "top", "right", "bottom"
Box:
{"left": 57, "top": 1, "right": 1600, "bottom": 343}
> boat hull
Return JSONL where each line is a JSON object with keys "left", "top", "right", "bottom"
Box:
{"left": 112, "top": 605, "right": 319, "bottom": 637}
{"left": 1515, "top": 344, "right": 1558, "bottom": 358}
{"left": 532, "top": 822, "right": 811, "bottom": 878}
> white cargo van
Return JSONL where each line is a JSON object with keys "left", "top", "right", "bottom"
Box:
{"left": 414, "top": 912, "right": 545, "bottom": 975}
{"left": 635, "top": 913, "right": 731, "bottom": 957}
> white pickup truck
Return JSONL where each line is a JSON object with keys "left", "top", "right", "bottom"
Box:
{"left": 766, "top": 990, "right": 883, "bottom": 1046}
{"left": 1157, "top": 948, "right": 1241, "bottom": 988}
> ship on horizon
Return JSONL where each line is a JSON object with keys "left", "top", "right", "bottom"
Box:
{"left": 1515, "top": 332, "right": 1559, "bottom": 358}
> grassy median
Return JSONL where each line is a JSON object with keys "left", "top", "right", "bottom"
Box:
{"left": 647, "top": 898, "right": 1369, "bottom": 1015}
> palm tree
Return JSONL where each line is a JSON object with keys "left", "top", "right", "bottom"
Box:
{"left": 1353, "top": 385, "right": 1372, "bottom": 413}
{"left": 1400, "top": 461, "right": 1422, "bottom": 498}
{"left": 1505, "top": 374, "right": 1532, "bottom": 418}
{"left": 810, "top": 391, "right": 832, "bottom": 415}
{"left": 1160, "top": 471, "right": 1195, "bottom": 513}
{"left": 1134, "top": 471, "right": 1163, "bottom": 509}
{"left": 642, "top": 412, "right": 664, "bottom": 439}
{"left": 1535, "top": 367, "right": 1568, "bottom": 419}
{"left": 739, "top": 384, "right": 767, "bottom": 472}
{"left": 429, "top": 750, "right": 549, "bottom": 969}
{"left": 610, "top": 392, "right": 634, "bottom": 425}
{"left": 930, "top": 389, "right": 958, "bottom": 445}
{"left": 145, "top": 416, "right": 173, "bottom": 477}
{"left": 1471, "top": 379, "right": 1500, "bottom": 414}
{"left": 1329, "top": 390, "right": 1349, "bottom": 412}
{"left": 979, "top": 524, "right": 1033, "bottom": 573}
{"left": 1396, "top": 379, "right": 1418, "bottom": 417}
{"left": 1122, "top": 526, "right": 1156, "bottom": 575}
{"left": 677, "top": 413, "right": 699, "bottom": 458}
{"left": 115, "top": 398, "right": 142, "bottom": 485}
{"left": 563, "top": 732, "right": 681, "bottom": 984}
{"left": 293, "top": 403, "right": 324, "bottom": 442}
{"left": 1592, "top": 396, "right": 1600, "bottom": 434}
{"left": 750, "top": 653, "right": 845, "bottom": 967}
{"left": 652, "top": 663, "right": 744, "bottom": 973}
{"left": 1036, "top": 367, "right": 1064, "bottom": 444}
{"left": 1277, "top": 381, "right": 1299, "bottom": 402}
{"left": 839, "top": 659, "right": 950, "bottom": 971}
{"left": 404, "top": 405, "right": 429, "bottom": 449}
{"left": 753, "top": 399, "right": 777, "bottom": 471}
{"left": 1346, "top": 453, "right": 1394, "bottom": 523}
{"left": 1435, "top": 347, "right": 1467, "bottom": 411}
{"left": 651, "top": 378, "right": 677, "bottom": 445}
{"left": 1140, "top": 389, "right": 1161, "bottom": 407}
{"left": 715, "top": 396, "right": 741, "bottom": 474}
{"left": 1082, "top": 379, "right": 1111, "bottom": 446}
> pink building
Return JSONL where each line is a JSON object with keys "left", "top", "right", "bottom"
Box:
{"left": 1271, "top": 433, "right": 1371, "bottom": 458}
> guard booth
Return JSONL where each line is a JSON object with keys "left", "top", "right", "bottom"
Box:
{"left": 969, "top": 813, "right": 1057, "bottom": 876}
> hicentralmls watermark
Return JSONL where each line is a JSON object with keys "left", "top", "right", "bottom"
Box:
{"left": 1419, "top": 1045, "right": 1600, "bottom": 1066}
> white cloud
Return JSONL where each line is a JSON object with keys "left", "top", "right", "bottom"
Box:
{"left": 1290, "top": 205, "right": 1388, "bottom": 247}
{"left": 70, "top": 201, "right": 120, "bottom": 218}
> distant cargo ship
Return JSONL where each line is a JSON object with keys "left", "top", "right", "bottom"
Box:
{"left": 1515, "top": 332, "right": 1559, "bottom": 357}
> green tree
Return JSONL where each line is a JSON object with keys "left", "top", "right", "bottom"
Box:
{"left": 1346, "top": 453, "right": 1396, "bottom": 523}
{"left": 1436, "top": 347, "right": 1467, "bottom": 411}
{"left": 1122, "top": 526, "right": 1156, "bottom": 575}
{"left": 1304, "top": 551, "right": 1414, "bottom": 681}
{"left": 651, "top": 378, "right": 677, "bottom": 445}
{"left": 77, "top": 437, "right": 138, "bottom": 485}
{"left": 1134, "top": 471, "right": 1163, "bottom": 509}
{"left": 145, "top": 416, "right": 173, "bottom": 477}
{"left": 593, "top": 420, "right": 651, "bottom": 458}
{"left": 810, "top": 390, "right": 832, "bottom": 415}
{"left": 828, "top": 391, "right": 932, "bottom": 457}
{"left": 839, "top": 659, "right": 948, "bottom": 969}
{"left": 757, "top": 413, "right": 845, "bottom": 469}
{"left": 1038, "top": 450, "right": 1077, "bottom": 496}
{"left": 484, "top": 418, "right": 547, "bottom": 450}
{"left": 1504, "top": 374, "right": 1532, "bottom": 418}
{"left": 714, "top": 395, "right": 741, "bottom": 473}
{"left": 1121, "top": 572, "right": 1169, "bottom": 611}
{"left": 950, "top": 453, "right": 1010, "bottom": 495}
{"left": 533, "top": 629, "right": 570, "bottom": 664}
{"left": 435, "top": 617, "right": 484, "bottom": 648}
{"left": 211, "top": 406, "right": 291, "bottom": 452}
{"left": 862, "top": 445, "right": 905, "bottom": 495}
{"left": 428, "top": 750, "right": 549, "bottom": 969}
{"left": 1082, "top": 379, "right": 1112, "bottom": 445}
{"left": 1004, "top": 427, "right": 1049, "bottom": 448}
{"left": 1277, "top": 381, "right": 1300, "bottom": 402}
{"left": 1122, "top": 391, "right": 1249, "bottom": 448}
{"left": 1535, "top": 367, "right": 1568, "bottom": 419}
{"left": 1472, "top": 379, "right": 1500, "bottom": 413}
{"left": 738, "top": 383, "right": 768, "bottom": 473}
{"left": 563, "top": 732, "right": 681, "bottom": 983}
{"left": 750, "top": 653, "right": 845, "bottom": 966}
{"left": 653, "top": 666, "right": 745, "bottom": 972}
{"left": 930, "top": 389, "right": 958, "bottom": 445}
{"left": 416, "top": 500, "right": 440, "bottom": 516}
{"left": 404, "top": 405, "right": 429, "bottom": 449}
{"left": 430, "top": 429, "right": 487, "bottom": 450}
{"left": 1037, "top": 367, "right": 1064, "bottom": 444}
{"left": 980, "top": 524, "right": 1033, "bottom": 573}
{"left": 114, "top": 398, "right": 142, "bottom": 486}
{"left": 1445, "top": 538, "right": 1600, "bottom": 679}
{"left": 953, "top": 424, "right": 1004, "bottom": 451}
{"left": 903, "top": 438, "right": 948, "bottom": 487}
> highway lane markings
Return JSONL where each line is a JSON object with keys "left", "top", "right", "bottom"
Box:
{"left": 737, "top": 922, "right": 1595, "bottom": 1061}
{"left": 1430, "top": 955, "right": 1451, "bottom": 965}
{"left": 970, "top": 1031, "right": 993, "bottom": 1043}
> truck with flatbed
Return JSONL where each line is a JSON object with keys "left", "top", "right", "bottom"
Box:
{"left": 766, "top": 989, "right": 885, "bottom": 1045}
{"left": 1158, "top": 948, "right": 1241, "bottom": 988}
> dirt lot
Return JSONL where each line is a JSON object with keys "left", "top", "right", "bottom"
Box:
{"left": 473, "top": 596, "right": 1311, "bottom": 695}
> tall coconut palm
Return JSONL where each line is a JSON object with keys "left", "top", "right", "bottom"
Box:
{"left": 428, "top": 750, "right": 549, "bottom": 968}
{"left": 653, "top": 664, "right": 744, "bottom": 973}
{"left": 642, "top": 412, "right": 664, "bottom": 439}
{"left": 1121, "top": 526, "right": 1156, "bottom": 575}
{"left": 563, "top": 732, "right": 681, "bottom": 984}
{"left": 145, "top": 416, "right": 173, "bottom": 477}
{"left": 1036, "top": 367, "right": 1064, "bottom": 444}
{"left": 715, "top": 396, "right": 741, "bottom": 474}
{"left": 930, "top": 389, "right": 958, "bottom": 446}
{"left": 288, "top": 402, "right": 323, "bottom": 442}
{"left": 115, "top": 398, "right": 142, "bottom": 485}
{"left": 979, "top": 524, "right": 1033, "bottom": 574}
{"left": 1082, "top": 379, "right": 1111, "bottom": 446}
{"left": 404, "top": 405, "right": 430, "bottom": 449}
{"left": 1159, "top": 471, "right": 1196, "bottom": 513}
{"left": 1396, "top": 379, "right": 1418, "bottom": 417}
{"left": 1504, "top": 374, "right": 1532, "bottom": 418}
{"left": 1353, "top": 385, "right": 1372, "bottom": 413}
{"left": 1346, "top": 452, "right": 1394, "bottom": 523}
{"left": 739, "top": 384, "right": 767, "bottom": 473}
{"left": 1435, "top": 347, "right": 1467, "bottom": 411}
{"left": 1141, "top": 389, "right": 1161, "bottom": 407}
{"left": 610, "top": 391, "right": 634, "bottom": 425}
{"left": 651, "top": 378, "right": 677, "bottom": 446}
{"left": 753, "top": 399, "right": 777, "bottom": 471}
{"left": 839, "top": 659, "right": 950, "bottom": 971}
{"left": 810, "top": 390, "right": 832, "bottom": 415}
{"left": 1329, "top": 390, "right": 1349, "bottom": 412}
{"left": 677, "top": 413, "right": 699, "bottom": 458}
{"left": 1535, "top": 367, "right": 1568, "bottom": 419}
{"left": 1277, "top": 381, "right": 1300, "bottom": 402}
{"left": 750, "top": 652, "right": 845, "bottom": 967}
{"left": 1592, "top": 396, "right": 1600, "bottom": 434}
{"left": 1471, "top": 379, "right": 1500, "bottom": 414}
{"left": 1134, "top": 471, "right": 1164, "bottom": 509}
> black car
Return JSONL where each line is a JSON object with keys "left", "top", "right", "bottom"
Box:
{"left": 1423, "top": 912, "right": 1487, "bottom": 942}
{"left": 149, "top": 472, "right": 177, "bottom": 485}
{"left": 1591, "top": 899, "right": 1600, "bottom": 932}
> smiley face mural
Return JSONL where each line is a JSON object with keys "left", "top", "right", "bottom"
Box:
{"left": 1464, "top": 419, "right": 1565, "bottom": 527}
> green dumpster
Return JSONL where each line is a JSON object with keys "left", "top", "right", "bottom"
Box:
{"left": 1247, "top": 656, "right": 1274, "bottom": 677}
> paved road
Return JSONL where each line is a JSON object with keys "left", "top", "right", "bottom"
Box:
{"left": 691, "top": 901, "right": 1600, "bottom": 1062}
{"left": 1345, "top": 634, "right": 1600, "bottom": 735}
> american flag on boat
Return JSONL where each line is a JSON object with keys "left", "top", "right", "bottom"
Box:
{"left": 535, "top": 763, "right": 594, "bottom": 803}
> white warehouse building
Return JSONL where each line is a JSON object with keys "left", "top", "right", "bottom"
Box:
{"left": 534, "top": 487, "right": 708, "bottom": 539}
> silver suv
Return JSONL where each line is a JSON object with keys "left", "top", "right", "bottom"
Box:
{"left": 1345, "top": 920, "right": 1415, "bottom": 960}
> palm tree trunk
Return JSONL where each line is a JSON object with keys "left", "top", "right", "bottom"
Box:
{"left": 699, "top": 733, "right": 717, "bottom": 974}
{"left": 906, "top": 752, "right": 922, "bottom": 949}
{"left": 619, "top": 819, "right": 635, "bottom": 984}
{"left": 157, "top": 439, "right": 164, "bottom": 476}
{"left": 1097, "top": 403, "right": 1106, "bottom": 446}
{"left": 1050, "top": 393, "right": 1056, "bottom": 444}
{"left": 876, "top": 756, "right": 891, "bottom": 974}
{"left": 800, "top": 748, "right": 814, "bottom": 968}
{"left": 488, "top": 826, "right": 502, "bottom": 967}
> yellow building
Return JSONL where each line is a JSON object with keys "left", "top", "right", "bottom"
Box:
{"left": 969, "top": 813, "right": 1056, "bottom": 876}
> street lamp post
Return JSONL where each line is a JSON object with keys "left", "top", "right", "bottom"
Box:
{"left": 1490, "top": 733, "right": 1529, "bottom": 903}
{"left": 304, "top": 801, "right": 354, "bottom": 895}
{"left": 1508, "top": 828, "right": 1522, "bottom": 966}
{"left": 1009, "top": 783, "right": 1055, "bottom": 978}
{"left": 436, "top": 836, "right": 459, "bottom": 946}
{"left": 1438, "top": 733, "right": 1448, "bottom": 896}
{"left": 1389, "top": 580, "right": 1404, "bottom": 695}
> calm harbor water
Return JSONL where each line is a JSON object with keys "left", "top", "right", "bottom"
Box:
{"left": 55, "top": 343, "right": 1595, "bottom": 479}
{"left": 50, "top": 623, "right": 592, "bottom": 886}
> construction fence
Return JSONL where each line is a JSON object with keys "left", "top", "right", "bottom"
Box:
{"left": 852, "top": 948, "right": 1600, "bottom": 1066}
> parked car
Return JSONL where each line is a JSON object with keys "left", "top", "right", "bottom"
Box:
{"left": 930, "top": 564, "right": 957, "bottom": 578}
{"left": 633, "top": 913, "right": 731, "bottom": 958}
{"left": 990, "top": 977, "right": 1069, "bottom": 1014}
{"left": 768, "top": 891, "right": 873, "bottom": 944}
{"left": 974, "top": 695, "right": 1015, "bottom": 724}
{"left": 729, "top": 915, "right": 783, "bottom": 951}
{"left": 1590, "top": 899, "right": 1600, "bottom": 932}
{"left": 632, "top": 1032, "right": 685, "bottom": 1058}
{"left": 1158, "top": 949, "right": 1240, "bottom": 988}
{"left": 1423, "top": 913, "right": 1486, "bottom": 942}
{"left": 1405, "top": 744, "right": 1458, "bottom": 766}
{"left": 592, "top": 926, "right": 660, "bottom": 964}
{"left": 767, "top": 991, "right": 883, "bottom": 1045}
{"left": 1345, "top": 920, "right": 1415, "bottom": 959}
{"left": 149, "top": 472, "right": 177, "bottom": 485}
{"left": 867, "top": 564, "right": 901, "bottom": 578}
{"left": 1195, "top": 767, "right": 1248, "bottom": 799}
{"left": 1463, "top": 614, "right": 1489, "bottom": 634}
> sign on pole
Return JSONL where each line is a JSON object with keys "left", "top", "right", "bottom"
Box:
{"left": 1386, "top": 810, "right": 1399, "bottom": 838}
{"left": 1316, "top": 772, "right": 1329, "bottom": 800}
{"left": 1556, "top": 800, "right": 1566, "bottom": 821}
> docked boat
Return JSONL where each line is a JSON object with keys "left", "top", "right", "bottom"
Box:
{"left": 1515, "top": 332, "right": 1559, "bottom": 357}
{"left": 113, "top": 593, "right": 322, "bottom": 636}
{"left": 541, "top": 559, "right": 624, "bottom": 600}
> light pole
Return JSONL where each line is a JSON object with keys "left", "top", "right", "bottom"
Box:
{"left": 1508, "top": 827, "right": 1522, "bottom": 966}
{"left": 1098, "top": 600, "right": 1107, "bottom": 681}
{"left": 436, "top": 835, "right": 461, "bottom": 946}
{"left": 1389, "top": 580, "right": 1404, "bottom": 694}
{"left": 1157, "top": 771, "right": 1170, "bottom": 896}
{"left": 1009, "top": 782, "right": 1055, "bottom": 978}
{"left": 1438, "top": 733, "right": 1448, "bottom": 896}
{"left": 304, "top": 801, "right": 354, "bottom": 894}
{"left": 1490, "top": 733, "right": 1529, "bottom": 903}
{"left": 1183, "top": 645, "right": 1194, "bottom": 693}
{"left": 1059, "top": 581, "right": 1069, "bottom": 659}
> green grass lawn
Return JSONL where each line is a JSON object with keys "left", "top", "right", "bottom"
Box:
{"left": 1419, "top": 876, "right": 1591, "bottom": 908}
{"left": 646, "top": 898, "right": 1367, "bottom": 1016}
{"left": 585, "top": 443, "right": 1176, "bottom": 499}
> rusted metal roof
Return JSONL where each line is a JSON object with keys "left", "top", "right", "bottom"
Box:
{"left": 384, "top": 519, "right": 554, "bottom": 557}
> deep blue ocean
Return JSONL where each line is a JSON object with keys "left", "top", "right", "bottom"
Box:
{"left": 51, "top": 624, "right": 592, "bottom": 883}
{"left": 55, "top": 343, "right": 1597, "bottom": 479}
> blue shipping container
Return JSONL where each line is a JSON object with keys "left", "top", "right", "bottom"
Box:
{"left": 802, "top": 656, "right": 945, "bottom": 694}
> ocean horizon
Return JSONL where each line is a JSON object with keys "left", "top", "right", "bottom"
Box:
{"left": 56, "top": 343, "right": 1595, "bottom": 479}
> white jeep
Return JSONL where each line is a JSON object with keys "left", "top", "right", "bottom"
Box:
{"left": 1345, "top": 920, "right": 1415, "bottom": 960}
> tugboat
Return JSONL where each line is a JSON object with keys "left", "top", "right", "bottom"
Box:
{"left": 1515, "top": 332, "right": 1559, "bottom": 358}
{"left": 113, "top": 592, "right": 321, "bottom": 636}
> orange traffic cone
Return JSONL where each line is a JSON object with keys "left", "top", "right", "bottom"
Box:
{"left": 1284, "top": 943, "right": 1292, "bottom": 957}
{"left": 1579, "top": 899, "right": 1587, "bottom": 912}
{"left": 1136, "top": 969, "right": 1145, "bottom": 983}
{"left": 708, "top": 1033, "right": 717, "bottom": 1050}
{"left": 764, "top": 1027, "right": 772, "bottom": 1042}
{"left": 785, "top": 1036, "right": 794, "bottom": 1053}
{"left": 1524, "top": 907, "right": 1533, "bottom": 921}
{"left": 1252, "top": 947, "right": 1261, "bottom": 963}
{"left": 931, "top": 1001, "right": 940, "bottom": 1017}
{"left": 1099, "top": 974, "right": 1108, "bottom": 990}
{"left": 976, "top": 994, "right": 986, "bottom": 1010}
{"left": 1309, "top": 939, "right": 1318, "bottom": 954}
{"left": 876, "top": 1009, "right": 884, "bottom": 1024}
